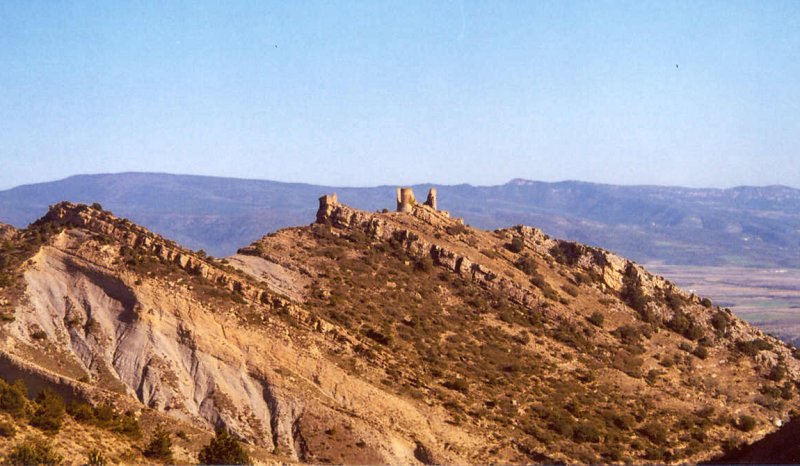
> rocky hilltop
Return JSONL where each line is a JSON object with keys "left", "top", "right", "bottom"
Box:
{"left": 0, "top": 197, "right": 798, "bottom": 463}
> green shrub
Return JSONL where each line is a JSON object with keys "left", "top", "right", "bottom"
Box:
{"left": 92, "top": 403, "right": 116, "bottom": 427}
{"left": 736, "top": 338, "right": 774, "bottom": 357}
{"left": 0, "top": 420, "right": 16, "bottom": 437}
{"left": 620, "top": 266, "right": 649, "bottom": 315}
{"left": 442, "top": 378, "right": 469, "bottom": 394}
{"left": 0, "top": 379, "right": 28, "bottom": 416}
{"left": 30, "top": 388, "right": 65, "bottom": 433}
{"left": 506, "top": 237, "right": 524, "bottom": 253}
{"left": 549, "top": 242, "right": 586, "bottom": 266}
{"left": 610, "top": 412, "right": 636, "bottom": 430}
{"left": 529, "top": 275, "right": 559, "bottom": 301}
{"left": 86, "top": 449, "right": 108, "bottom": 466}
{"left": 514, "top": 256, "right": 538, "bottom": 276}
{"left": 445, "top": 224, "right": 466, "bottom": 236}
{"left": 415, "top": 257, "right": 433, "bottom": 272}
{"left": 767, "top": 364, "right": 786, "bottom": 382}
{"left": 693, "top": 345, "right": 709, "bottom": 359}
{"left": 562, "top": 284, "right": 579, "bottom": 297}
{"left": 711, "top": 311, "right": 730, "bottom": 336}
{"left": 639, "top": 421, "right": 668, "bottom": 443}
{"left": 114, "top": 411, "right": 142, "bottom": 439}
{"left": 612, "top": 350, "right": 643, "bottom": 378}
{"left": 5, "top": 436, "right": 63, "bottom": 466}
{"left": 573, "top": 423, "right": 601, "bottom": 443}
{"left": 645, "top": 369, "right": 662, "bottom": 385}
{"left": 613, "top": 325, "right": 646, "bottom": 346}
{"left": 549, "top": 416, "right": 574, "bottom": 437}
{"left": 735, "top": 415, "right": 757, "bottom": 432}
{"left": 198, "top": 429, "right": 251, "bottom": 465}
{"left": 363, "top": 327, "right": 392, "bottom": 346}
{"left": 143, "top": 426, "right": 174, "bottom": 462}
{"left": 67, "top": 401, "right": 95, "bottom": 423}
{"left": 781, "top": 381, "right": 794, "bottom": 400}
{"left": 587, "top": 311, "right": 605, "bottom": 327}
{"left": 665, "top": 288, "right": 687, "bottom": 310}
{"left": 667, "top": 311, "right": 704, "bottom": 340}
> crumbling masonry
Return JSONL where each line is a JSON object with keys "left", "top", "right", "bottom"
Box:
{"left": 317, "top": 187, "right": 438, "bottom": 222}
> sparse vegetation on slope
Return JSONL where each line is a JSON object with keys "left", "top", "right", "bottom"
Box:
{"left": 233, "top": 199, "right": 800, "bottom": 463}
{"left": 0, "top": 200, "right": 798, "bottom": 464}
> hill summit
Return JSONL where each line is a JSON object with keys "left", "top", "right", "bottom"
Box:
{"left": 0, "top": 193, "right": 798, "bottom": 463}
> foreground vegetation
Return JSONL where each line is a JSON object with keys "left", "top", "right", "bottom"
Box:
{"left": 0, "top": 378, "right": 250, "bottom": 465}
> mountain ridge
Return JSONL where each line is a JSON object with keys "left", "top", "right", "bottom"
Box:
{"left": 1, "top": 198, "right": 799, "bottom": 462}
{"left": 1, "top": 173, "right": 798, "bottom": 268}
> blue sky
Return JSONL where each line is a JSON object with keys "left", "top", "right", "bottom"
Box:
{"left": 1, "top": 1, "right": 798, "bottom": 189}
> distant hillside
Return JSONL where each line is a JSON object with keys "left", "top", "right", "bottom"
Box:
{"left": 0, "top": 173, "right": 798, "bottom": 267}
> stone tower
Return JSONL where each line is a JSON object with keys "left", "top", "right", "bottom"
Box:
{"left": 396, "top": 187, "right": 415, "bottom": 213}
{"left": 424, "top": 188, "right": 437, "bottom": 210}
{"left": 316, "top": 193, "right": 338, "bottom": 223}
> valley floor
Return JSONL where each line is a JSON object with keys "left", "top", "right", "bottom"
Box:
{"left": 648, "top": 264, "right": 800, "bottom": 345}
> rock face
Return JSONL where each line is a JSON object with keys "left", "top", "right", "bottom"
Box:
{"left": 0, "top": 222, "right": 16, "bottom": 241}
{"left": 1, "top": 199, "right": 800, "bottom": 464}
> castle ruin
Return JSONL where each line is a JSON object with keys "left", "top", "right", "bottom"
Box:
{"left": 396, "top": 187, "right": 416, "bottom": 213}
{"left": 397, "top": 187, "right": 437, "bottom": 212}
{"left": 425, "top": 188, "right": 437, "bottom": 210}
{"left": 316, "top": 192, "right": 338, "bottom": 223}
{"left": 316, "top": 187, "right": 439, "bottom": 223}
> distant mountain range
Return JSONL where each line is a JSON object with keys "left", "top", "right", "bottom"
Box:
{"left": 0, "top": 172, "right": 798, "bottom": 267}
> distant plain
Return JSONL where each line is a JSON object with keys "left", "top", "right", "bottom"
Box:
{"left": 649, "top": 264, "right": 800, "bottom": 344}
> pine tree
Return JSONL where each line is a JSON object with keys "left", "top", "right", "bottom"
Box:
{"left": 198, "top": 428, "right": 251, "bottom": 465}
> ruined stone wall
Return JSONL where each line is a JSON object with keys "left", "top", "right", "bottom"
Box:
{"left": 424, "top": 188, "right": 437, "bottom": 210}
{"left": 396, "top": 187, "right": 416, "bottom": 213}
{"left": 316, "top": 193, "right": 338, "bottom": 223}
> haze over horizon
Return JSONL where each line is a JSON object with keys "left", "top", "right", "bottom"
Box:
{"left": 2, "top": 1, "right": 799, "bottom": 190}
{"left": 3, "top": 171, "right": 800, "bottom": 193}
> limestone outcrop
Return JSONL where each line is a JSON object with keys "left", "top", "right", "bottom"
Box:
{"left": 0, "top": 222, "right": 16, "bottom": 241}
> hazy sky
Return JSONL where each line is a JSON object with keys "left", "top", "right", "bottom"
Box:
{"left": 1, "top": 1, "right": 799, "bottom": 190}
